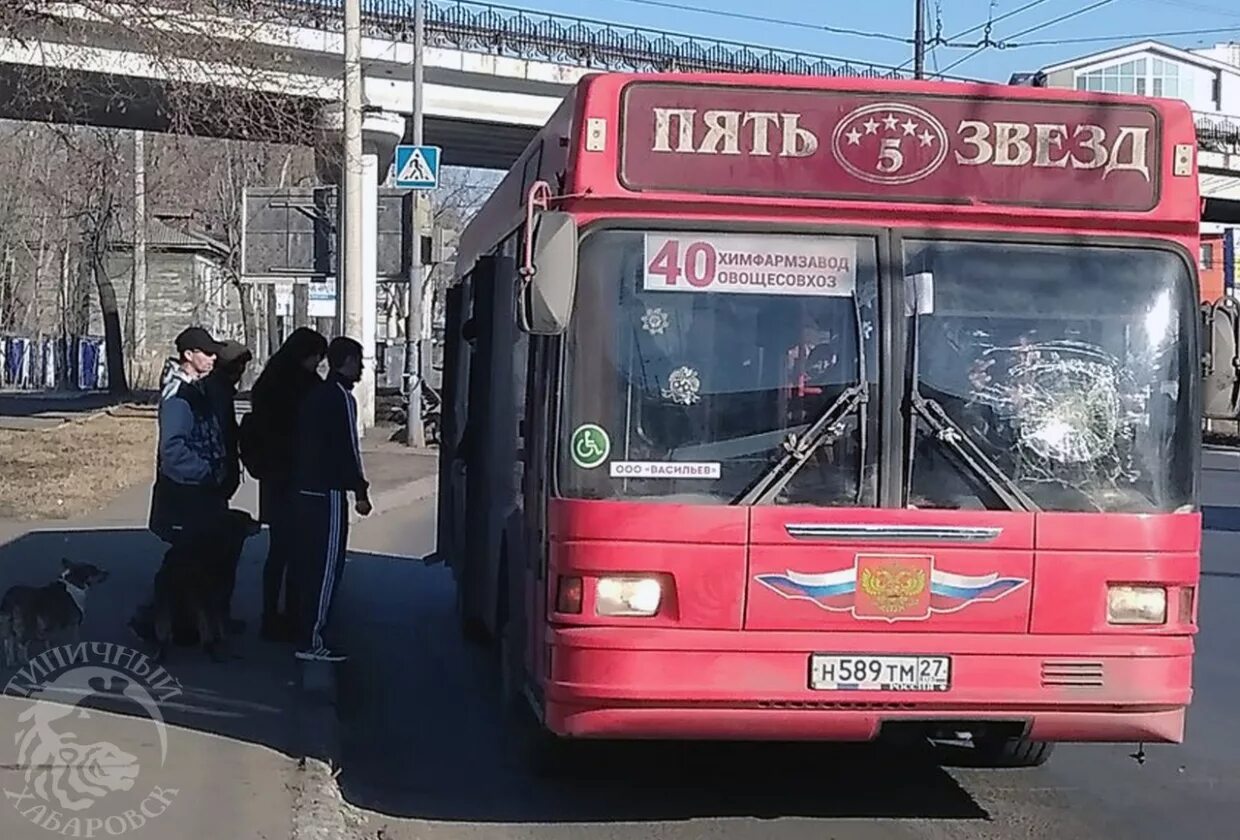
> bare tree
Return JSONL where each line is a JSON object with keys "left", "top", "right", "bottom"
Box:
{"left": 0, "top": 2, "right": 331, "bottom": 143}
{"left": 0, "top": 1, "right": 335, "bottom": 385}
{"left": 378, "top": 167, "right": 500, "bottom": 344}
{"left": 145, "top": 133, "right": 316, "bottom": 356}
{"left": 73, "top": 128, "right": 129, "bottom": 393}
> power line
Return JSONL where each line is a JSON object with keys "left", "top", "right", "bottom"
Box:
{"left": 1137, "top": 0, "right": 1240, "bottom": 17}
{"left": 939, "top": 0, "right": 1116, "bottom": 74}
{"left": 942, "top": 0, "right": 1057, "bottom": 42}
{"left": 896, "top": 0, "right": 1055, "bottom": 70}
{"left": 1002, "top": 0, "right": 1117, "bottom": 42}
{"left": 1007, "top": 26, "right": 1240, "bottom": 48}
{"left": 610, "top": 0, "right": 912, "bottom": 44}
{"left": 479, "top": 0, "right": 982, "bottom": 79}
{"left": 930, "top": 0, "right": 944, "bottom": 74}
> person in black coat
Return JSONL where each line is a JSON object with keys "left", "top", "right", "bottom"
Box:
{"left": 242, "top": 328, "right": 328, "bottom": 642}
{"left": 204, "top": 340, "right": 253, "bottom": 503}
{"left": 202, "top": 339, "right": 253, "bottom": 630}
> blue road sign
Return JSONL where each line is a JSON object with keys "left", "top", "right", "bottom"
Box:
{"left": 394, "top": 144, "right": 441, "bottom": 190}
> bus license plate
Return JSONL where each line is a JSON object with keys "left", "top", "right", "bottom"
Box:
{"left": 810, "top": 654, "right": 951, "bottom": 692}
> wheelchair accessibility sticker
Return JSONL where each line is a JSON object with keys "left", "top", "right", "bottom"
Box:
{"left": 571, "top": 424, "right": 611, "bottom": 469}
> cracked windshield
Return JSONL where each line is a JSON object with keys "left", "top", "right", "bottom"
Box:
{"left": 559, "top": 229, "right": 879, "bottom": 506}
{"left": 905, "top": 239, "right": 1196, "bottom": 514}
{"left": 0, "top": 0, "right": 1235, "bottom": 836}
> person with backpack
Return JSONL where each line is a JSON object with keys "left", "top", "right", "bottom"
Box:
{"left": 240, "top": 327, "right": 328, "bottom": 643}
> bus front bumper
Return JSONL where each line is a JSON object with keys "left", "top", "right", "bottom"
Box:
{"left": 541, "top": 627, "right": 1193, "bottom": 743}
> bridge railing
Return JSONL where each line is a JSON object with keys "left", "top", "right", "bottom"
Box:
{"left": 1196, "top": 111, "right": 1240, "bottom": 156}
{"left": 244, "top": 0, "right": 921, "bottom": 79}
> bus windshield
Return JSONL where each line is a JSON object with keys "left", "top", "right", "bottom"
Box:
{"left": 559, "top": 228, "right": 880, "bottom": 506}
{"left": 904, "top": 239, "right": 1196, "bottom": 514}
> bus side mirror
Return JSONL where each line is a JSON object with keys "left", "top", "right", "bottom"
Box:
{"left": 519, "top": 211, "right": 578, "bottom": 335}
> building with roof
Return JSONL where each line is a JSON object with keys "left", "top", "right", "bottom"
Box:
{"left": 1014, "top": 41, "right": 1240, "bottom": 302}
{"left": 104, "top": 214, "right": 240, "bottom": 387}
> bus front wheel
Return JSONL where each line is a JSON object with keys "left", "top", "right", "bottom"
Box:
{"left": 499, "top": 624, "right": 574, "bottom": 776}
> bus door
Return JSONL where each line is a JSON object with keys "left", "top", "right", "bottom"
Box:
{"left": 517, "top": 334, "right": 556, "bottom": 691}
{"left": 461, "top": 254, "right": 521, "bottom": 638}
{"left": 437, "top": 280, "right": 470, "bottom": 582}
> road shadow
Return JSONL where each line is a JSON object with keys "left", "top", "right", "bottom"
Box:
{"left": 0, "top": 391, "right": 158, "bottom": 419}
{"left": 1203, "top": 505, "right": 1240, "bottom": 532}
{"left": 0, "top": 525, "right": 299, "bottom": 758}
{"left": 333, "top": 550, "right": 992, "bottom": 824}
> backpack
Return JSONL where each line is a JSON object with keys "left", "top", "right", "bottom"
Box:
{"left": 237, "top": 412, "right": 272, "bottom": 480}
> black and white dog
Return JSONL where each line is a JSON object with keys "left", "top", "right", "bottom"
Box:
{"left": 0, "top": 560, "right": 110, "bottom": 667}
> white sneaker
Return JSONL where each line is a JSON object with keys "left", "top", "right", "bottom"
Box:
{"left": 295, "top": 645, "right": 346, "bottom": 663}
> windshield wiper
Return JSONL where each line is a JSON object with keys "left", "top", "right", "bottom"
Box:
{"left": 910, "top": 391, "right": 1039, "bottom": 512}
{"left": 734, "top": 384, "right": 867, "bottom": 505}
{"left": 736, "top": 293, "right": 870, "bottom": 507}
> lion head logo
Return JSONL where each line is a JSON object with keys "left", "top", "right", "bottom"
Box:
{"left": 15, "top": 702, "right": 141, "bottom": 811}
{"left": 5, "top": 649, "right": 180, "bottom": 833}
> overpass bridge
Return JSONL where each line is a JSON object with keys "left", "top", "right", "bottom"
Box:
{"left": 4, "top": 1, "right": 1238, "bottom": 176}
{"left": 4, "top": 0, "right": 1240, "bottom": 425}
{"left": 0, "top": 0, "right": 911, "bottom": 169}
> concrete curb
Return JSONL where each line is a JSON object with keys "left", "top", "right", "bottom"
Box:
{"left": 289, "top": 675, "right": 364, "bottom": 840}
{"left": 289, "top": 754, "right": 356, "bottom": 840}
{"left": 288, "top": 477, "right": 435, "bottom": 839}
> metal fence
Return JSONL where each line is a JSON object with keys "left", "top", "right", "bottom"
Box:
{"left": 250, "top": 0, "right": 917, "bottom": 79}
{"left": 1196, "top": 112, "right": 1240, "bottom": 156}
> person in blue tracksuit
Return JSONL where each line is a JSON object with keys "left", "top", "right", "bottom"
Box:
{"left": 288, "top": 337, "right": 372, "bottom": 662}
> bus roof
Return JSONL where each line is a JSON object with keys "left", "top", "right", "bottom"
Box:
{"left": 456, "top": 72, "right": 1200, "bottom": 279}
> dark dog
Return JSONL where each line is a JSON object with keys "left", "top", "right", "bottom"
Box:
{"left": 152, "top": 509, "right": 261, "bottom": 663}
{"left": 1, "top": 560, "right": 110, "bottom": 667}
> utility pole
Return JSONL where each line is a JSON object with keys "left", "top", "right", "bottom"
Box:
{"left": 132, "top": 130, "right": 147, "bottom": 374}
{"left": 403, "top": 0, "right": 427, "bottom": 448}
{"left": 342, "top": 0, "right": 364, "bottom": 359}
{"left": 913, "top": 0, "right": 926, "bottom": 80}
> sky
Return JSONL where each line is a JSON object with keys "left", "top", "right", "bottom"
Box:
{"left": 491, "top": 0, "right": 1240, "bottom": 82}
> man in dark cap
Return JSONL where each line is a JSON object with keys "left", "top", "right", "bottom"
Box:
{"left": 151, "top": 326, "right": 228, "bottom": 521}
{"left": 135, "top": 327, "right": 230, "bottom": 652}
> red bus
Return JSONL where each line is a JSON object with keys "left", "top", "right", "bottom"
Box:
{"left": 439, "top": 72, "right": 1203, "bottom": 769}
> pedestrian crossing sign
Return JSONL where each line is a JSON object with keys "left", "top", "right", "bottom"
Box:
{"left": 394, "top": 144, "right": 441, "bottom": 190}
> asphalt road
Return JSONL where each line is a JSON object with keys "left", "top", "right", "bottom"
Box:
{"left": 335, "top": 459, "right": 1240, "bottom": 840}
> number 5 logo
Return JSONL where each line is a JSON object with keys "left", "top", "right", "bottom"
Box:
{"left": 877, "top": 138, "right": 904, "bottom": 174}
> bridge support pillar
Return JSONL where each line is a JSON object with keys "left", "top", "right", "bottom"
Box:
{"left": 317, "top": 106, "right": 404, "bottom": 430}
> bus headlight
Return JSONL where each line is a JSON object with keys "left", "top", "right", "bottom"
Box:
{"left": 1107, "top": 585, "right": 1167, "bottom": 625}
{"left": 596, "top": 577, "right": 663, "bottom": 617}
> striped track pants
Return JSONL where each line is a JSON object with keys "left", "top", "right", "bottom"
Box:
{"left": 293, "top": 489, "right": 348, "bottom": 650}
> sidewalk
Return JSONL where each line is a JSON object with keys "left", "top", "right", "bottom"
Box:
{"left": 0, "top": 423, "right": 438, "bottom": 541}
{"left": 0, "top": 430, "right": 437, "bottom": 839}
{"left": 0, "top": 509, "right": 304, "bottom": 838}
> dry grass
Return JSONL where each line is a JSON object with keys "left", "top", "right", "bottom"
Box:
{"left": 0, "top": 411, "right": 157, "bottom": 521}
